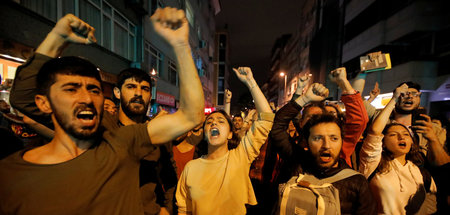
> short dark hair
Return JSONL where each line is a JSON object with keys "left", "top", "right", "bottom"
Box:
{"left": 396, "top": 81, "right": 421, "bottom": 92}
{"left": 301, "top": 102, "right": 326, "bottom": 120}
{"left": 301, "top": 114, "right": 344, "bottom": 143}
{"left": 37, "top": 56, "right": 102, "bottom": 96}
{"left": 116, "top": 68, "right": 152, "bottom": 89}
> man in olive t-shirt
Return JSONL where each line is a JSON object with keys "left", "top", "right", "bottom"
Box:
{"left": 0, "top": 8, "right": 204, "bottom": 215}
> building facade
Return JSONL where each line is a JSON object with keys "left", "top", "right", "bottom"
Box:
{"left": 266, "top": 0, "right": 449, "bottom": 118}
{"left": 0, "top": 0, "right": 220, "bottom": 115}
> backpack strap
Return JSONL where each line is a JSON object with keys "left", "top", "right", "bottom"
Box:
{"left": 320, "top": 168, "right": 361, "bottom": 184}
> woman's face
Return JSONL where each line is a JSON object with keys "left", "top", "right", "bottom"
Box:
{"left": 204, "top": 112, "right": 233, "bottom": 147}
{"left": 383, "top": 125, "right": 413, "bottom": 157}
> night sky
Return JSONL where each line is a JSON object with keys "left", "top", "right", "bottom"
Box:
{"left": 215, "top": 0, "right": 304, "bottom": 107}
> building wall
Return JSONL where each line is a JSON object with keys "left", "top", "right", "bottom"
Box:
{"left": 143, "top": 0, "right": 218, "bottom": 112}
{"left": 343, "top": 0, "right": 450, "bottom": 107}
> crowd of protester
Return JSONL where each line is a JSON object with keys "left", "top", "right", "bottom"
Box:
{"left": 0, "top": 7, "right": 449, "bottom": 215}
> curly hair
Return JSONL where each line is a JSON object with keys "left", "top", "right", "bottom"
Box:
{"left": 377, "top": 123, "right": 424, "bottom": 174}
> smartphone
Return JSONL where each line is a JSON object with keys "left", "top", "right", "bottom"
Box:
{"left": 412, "top": 107, "right": 427, "bottom": 126}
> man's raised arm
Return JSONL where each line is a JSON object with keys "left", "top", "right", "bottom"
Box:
{"left": 147, "top": 8, "right": 204, "bottom": 144}
{"left": 10, "top": 14, "right": 96, "bottom": 125}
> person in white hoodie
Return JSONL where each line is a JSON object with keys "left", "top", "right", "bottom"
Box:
{"left": 359, "top": 83, "right": 437, "bottom": 214}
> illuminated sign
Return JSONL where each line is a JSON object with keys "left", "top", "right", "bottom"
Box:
{"left": 364, "top": 92, "right": 393, "bottom": 109}
{"left": 204, "top": 107, "right": 215, "bottom": 114}
{"left": 156, "top": 91, "right": 175, "bottom": 107}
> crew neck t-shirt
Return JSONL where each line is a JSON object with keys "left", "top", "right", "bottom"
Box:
{"left": 0, "top": 123, "right": 154, "bottom": 215}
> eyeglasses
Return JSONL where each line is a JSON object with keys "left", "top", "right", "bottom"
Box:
{"left": 401, "top": 92, "right": 421, "bottom": 97}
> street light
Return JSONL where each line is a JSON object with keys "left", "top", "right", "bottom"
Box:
{"left": 279, "top": 72, "right": 287, "bottom": 105}
{"left": 150, "top": 68, "right": 157, "bottom": 76}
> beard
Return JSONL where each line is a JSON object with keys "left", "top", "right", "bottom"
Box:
{"left": 121, "top": 96, "right": 149, "bottom": 117}
{"left": 52, "top": 103, "right": 101, "bottom": 140}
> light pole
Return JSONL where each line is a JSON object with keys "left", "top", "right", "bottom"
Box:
{"left": 280, "top": 72, "right": 287, "bottom": 105}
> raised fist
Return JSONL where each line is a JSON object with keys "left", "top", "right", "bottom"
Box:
{"left": 150, "top": 7, "right": 189, "bottom": 47}
{"left": 51, "top": 14, "right": 96, "bottom": 44}
{"left": 393, "top": 83, "right": 408, "bottom": 101}
{"left": 225, "top": 89, "right": 232, "bottom": 103}
{"left": 295, "top": 74, "right": 311, "bottom": 95}
{"left": 304, "top": 83, "right": 329, "bottom": 103}
{"left": 233, "top": 67, "right": 254, "bottom": 86}
{"left": 329, "top": 67, "right": 347, "bottom": 84}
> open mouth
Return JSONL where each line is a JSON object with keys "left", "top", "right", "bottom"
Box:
{"left": 130, "top": 97, "right": 144, "bottom": 105}
{"left": 77, "top": 110, "right": 95, "bottom": 120}
{"left": 403, "top": 101, "right": 413, "bottom": 105}
{"left": 398, "top": 142, "right": 407, "bottom": 148}
{"left": 319, "top": 152, "right": 332, "bottom": 162}
{"left": 210, "top": 128, "right": 220, "bottom": 137}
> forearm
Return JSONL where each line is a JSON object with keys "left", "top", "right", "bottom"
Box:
{"left": 22, "top": 115, "right": 54, "bottom": 140}
{"left": 337, "top": 79, "right": 356, "bottom": 95}
{"left": 270, "top": 101, "right": 302, "bottom": 159}
{"left": 359, "top": 134, "right": 383, "bottom": 178}
{"left": 224, "top": 102, "right": 230, "bottom": 115}
{"left": 351, "top": 73, "right": 366, "bottom": 95}
{"left": 246, "top": 79, "right": 271, "bottom": 113}
{"left": 370, "top": 98, "right": 396, "bottom": 135}
{"left": 341, "top": 93, "right": 368, "bottom": 166}
{"left": 174, "top": 45, "right": 204, "bottom": 125}
{"left": 10, "top": 54, "right": 53, "bottom": 126}
{"left": 35, "top": 31, "right": 68, "bottom": 58}
{"left": 427, "top": 139, "right": 450, "bottom": 166}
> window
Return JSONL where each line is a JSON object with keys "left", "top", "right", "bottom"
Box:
{"left": 217, "top": 93, "right": 224, "bottom": 106}
{"left": 185, "top": 1, "right": 195, "bottom": 27}
{"left": 22, "top": 0, "right": 137, "bottom": 61}
{"left": 168, "top": 60, "right": 178, "bottom": 86}
{"left": 145, "top": 42, "right": 164, "bottom": 76}
{"left": 218, "top": 78, "right": 224, "bottom": 91}
{"left": 21, "top": 0, "right": 57, "bottom": 22}
{"left": 219, "top": 34, "right": 227, "bottom": 48}
{"left": 219, "top": 49, "right": 226, "bottom": 61}
{"left": 149, "top": 0, "right": 164, "bottom": 15}
{"left": 218, "top": 64, "right": 225, "bottom": 77}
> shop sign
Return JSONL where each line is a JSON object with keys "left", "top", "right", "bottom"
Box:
{"left": 156, "top": 91, "right": 175, "bottom": 107}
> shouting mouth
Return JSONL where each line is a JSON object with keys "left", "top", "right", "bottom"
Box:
{"left": 402, "top": 100, "right": 413, "bottom": 106}
{"left": 319, "top": 151, "right": 332, "bottom": 163}
{"left": 75, "top": 108, "right": 97, "bottom": 127}
{"left": 210, "top": 128, "right": 220, "bottom": 137}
